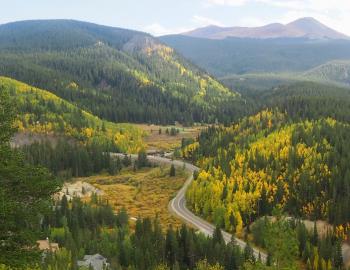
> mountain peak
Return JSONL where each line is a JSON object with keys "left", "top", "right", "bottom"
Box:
{"left": 287, "top": 17, "right": 326, "bottom": 29}
{"left": 287, "top": 17, "right": 348, "bottom": 39}
{"left": 181, "top": 17, "right": 348, "bottom": 40}
{"left": 290, "top": 17, "right": 320, "bottom": 23}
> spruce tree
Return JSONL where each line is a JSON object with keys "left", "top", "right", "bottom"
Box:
{"left": 170, "top": 164, "right": 176, "bottom": 177}
{"left": 212, "top": 225, "right": 224, "bottom": 246}
{"left": 0, "top": 88, "right": 60, "bottom": 266}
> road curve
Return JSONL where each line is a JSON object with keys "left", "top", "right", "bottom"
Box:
{"left": 113, "top": 153, "right": 267, "bottom": 262}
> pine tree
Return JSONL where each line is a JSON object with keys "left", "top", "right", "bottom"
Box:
{"left": 333, "top": 240, "right": 343, "bottom": 269}
{"left": 244, "top": 243, "right": 255, "bottom": 263}
{"left": 312, "top": 221, "right": 319, "bottom": 246}
{"left": 212, "top": 225, "right": 224, "bottom": 246}
{"left": 165, "top": 226, "right": 178, "bottom": 266}
{"left": 0, "top": 88, "right": 60, "bottom": 266}
{"left": 137, "top": 149, "right": 148, "bottom": 168}
{"left": 170, "top": 164, "right": 176, "bottom": 177}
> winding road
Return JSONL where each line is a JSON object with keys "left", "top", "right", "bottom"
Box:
{"left": 114, "top": 153, "right": 267, "bottom": 262}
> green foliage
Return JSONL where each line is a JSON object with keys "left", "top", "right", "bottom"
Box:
{"left": 258, "top": 82, "right": 350, "bottom": 124}
{"left": 185, "top": 110, "right": 350, "bottom": 229}
{"left": 304, "top": 60, "right": 350, "bottom": 87}
{"left": 252, "top": 218, "right": 299, "bottom": 268}
{"left": 169, "top": 164, "right": 176, "bottom": 177}
{"left": 194, "top": 259, "right": 224, "bottom": 270}
{"left": 39, "top": 196, "right": 250, "bottom": 270}
{"left": 1, "top": 76, "right": 144, "bottom": 153}
{"left": 0, "top": 86, "right": 16, "bottom": 143}
{"left": 0, "top": 20, "right": 245, "bottom": 125}
{"left": 21, "top": 139, "right": 123, "bottom": 178}
{"left": 136, "top": 149, "right": 149, "bottom": 169}
{"left": 0, "top": 88, "right": 60, "bottom": 267}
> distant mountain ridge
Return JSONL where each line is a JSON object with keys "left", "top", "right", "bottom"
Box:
{"left": 183, "top": 17, "right": 349, "bottom": 40}
{"left": 0, "top": 19, "right": 244, "bottom": 125}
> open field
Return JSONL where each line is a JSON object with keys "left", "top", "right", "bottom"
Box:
{"left": 135, "top": 124, "right": 204, "bottom": 152}
{"left": 76, "top": 165, "right": 188, "bottom": 229}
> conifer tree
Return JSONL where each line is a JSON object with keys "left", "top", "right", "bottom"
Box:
{"left": 170, "top": 164, "right": 176, "bottom": 177}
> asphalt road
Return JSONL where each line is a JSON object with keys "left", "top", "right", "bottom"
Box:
{"left": 114, "top": 153, "right": 267, "bottom": 262}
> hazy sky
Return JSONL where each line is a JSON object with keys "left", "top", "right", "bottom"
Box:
{"left": 1, "top": 0, "right": 349, "bottom": 36}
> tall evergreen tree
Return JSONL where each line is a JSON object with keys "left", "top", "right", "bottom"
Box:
{"left": 0, "top": 87, "right": 60, "bottom": 267}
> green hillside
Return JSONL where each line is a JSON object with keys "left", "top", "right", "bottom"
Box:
{"left": 221, "top": 62, "right": 350, "bottom": 92}
{"left": 257, "top": 82, "right": 350, "bottom": 123}
{"left": 220, "top": 73, "right": 304, "bottom": 91}
{"left": 161, "top": 35, "right": 350, "bottom": 77}
{"left": 183, "top": 110, "right": 350, "bottom": 231}
{"left": 304, "top": 60, "right": 350, "bottom": 86}
{"left": 1, "top": 76, "right": 144, "bottom": 153}
{"left": 0, "top": 20, "right": 243, "bottom": 125}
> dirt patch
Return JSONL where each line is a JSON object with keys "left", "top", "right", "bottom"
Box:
{"left": 343, "top": 243, "right": 350, "bottom": 268}
{"left": 57, "top": 181, "right": 102, "bottom": 201}
{"left": 11, "top": 132, "right": 74, "bottom": 148}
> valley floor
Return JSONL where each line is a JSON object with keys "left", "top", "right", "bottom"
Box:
{"left": 73, "top": 166, "right": 188, "bottom": 229}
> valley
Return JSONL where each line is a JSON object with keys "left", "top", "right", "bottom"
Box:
{"left": 1, "top": 11, "right": 350, "bottom": 270}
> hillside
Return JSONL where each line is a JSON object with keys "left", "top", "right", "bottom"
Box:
{"left": 221, "top": 62, "right": 350, "bottom": 92}
{"left": 0, "top": 20, "right": 243, "bottom": 125}
{"left": 161, "top": 35, "right": 350, "bottom": 77}
{"left": 183, "top": 110, "right": 350, "bottom": 232}
{"left": 1, "top": 76, "right": 144, "bottom": 153}
{"left": 220, "top": 73, "right": 304, "bottom": 91}
{"left": 258, "top": 82, "right": 350, "bottom": 123}
{"left": 183, "top": 17, "right": 349, "bottom": 40}
{"left": 304, "top": 60, "right": 350, "bottom": 86}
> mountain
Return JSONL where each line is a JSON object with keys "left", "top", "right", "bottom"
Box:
{"left": 161, "top": 35, "right": 350, "bottom": 77}
{"left": 183, "top": 17, "right": 349, "bottom": 40}
{"left": 0, "top": 20, "right": 243, "bottom": 125}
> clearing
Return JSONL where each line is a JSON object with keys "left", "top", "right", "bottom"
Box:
{"left": 135, "top": 124, "right": 204, "bottom": 152}
{"left": 76, "top": 165, "right": 188, "bottom": 229}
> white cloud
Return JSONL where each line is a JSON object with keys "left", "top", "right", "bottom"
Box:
{"left": 206, "top": 0, "right": 250, "bottom": 6}
{"left": 258, "top": 0, "right": 350, "bottom": 13}
{"left": 192, "top": 15, "right": 225, "bottom": 26}
{"left": 237, "top": 16, "right": 267, "bottom": 27}
{"left": 142, "top": 23, "right": 191, "bottom": 36}
{"left": 267, "top": 0, "right": 350, "bottom": 35}
{"left": 207, "top": 0, "right": 350, "bottom": 11}
{"left": 204, "top": 0, "right": 350, "bottom": 35}
{"left": 143, "top": 23, "right": 169, "bottom": 36}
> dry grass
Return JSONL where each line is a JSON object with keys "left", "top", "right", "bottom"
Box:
{"left": 134, "top": 124, "right": 204, "bottom": 152}
{"left": 77, "top": 166, "right": 188, "bottom": 229}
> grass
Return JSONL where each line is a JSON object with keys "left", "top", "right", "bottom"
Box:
{"left": 135, "top": 124, "right": 204, "bottom": 152}
{"left": 77, "top": 166, "right": 188, "bottom": 229}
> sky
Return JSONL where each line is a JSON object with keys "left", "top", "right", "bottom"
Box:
{"left": 0, "top": 0, "right": 350, "bottom": 36}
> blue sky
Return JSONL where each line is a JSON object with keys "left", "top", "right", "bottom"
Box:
{"left": 1, "top": 0, "right": 349, "bottom": 36}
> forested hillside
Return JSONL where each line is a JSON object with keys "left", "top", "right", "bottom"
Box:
{"left": 221, "top": 63, "right": 350, "bottom": 92}
{"left": 0, "top": 20, "right": 244, "bottom": 125}
{"left": 183, "top": 110, "right": 350, "bottom": 235}
{"left": 1, "top": 76, "right": 144, "bottom": 153}
{"left": 304, "top": 60, "right": 350, "bottom": 87}
{"left": 161, "top": 35, "right": 350, "bottom": 77}
{"left": 256, "top": 82, "right": 350, "bottom": 123}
